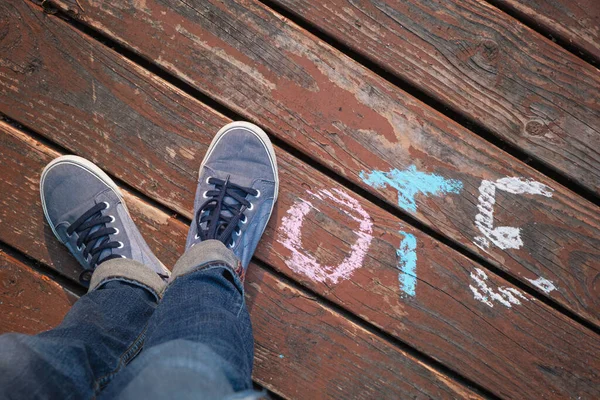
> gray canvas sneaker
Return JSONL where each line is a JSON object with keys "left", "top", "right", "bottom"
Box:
{"left": 40, "top": 155, "right": 170, "bottom": 285}
{"left": 186, "top": 121, "right": 279, "bottom": 280}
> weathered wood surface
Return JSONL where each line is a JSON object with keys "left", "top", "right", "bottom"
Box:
{"left": 10, "top": 0, "right": 600, "bottom": 327}
{"left": 265, "top": 0, "right": 600, "bottom": 194}
{"left": 492, "top": 0, "right": 600, "bottom": 62}
{"left": 2, "top": 6, "right": 600, "bottom": 398}
{"left": 0, "top": 122, "right": 484, "bottom": 400}
{"left": 0, "top": 249, "right": 77, "bottom": 334}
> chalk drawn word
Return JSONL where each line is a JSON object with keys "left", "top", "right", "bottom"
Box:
{"left": 397, "top": 231, "right": 417, "bottom": 297}
{"left": 470, "top": 268, "right": 528, "bottom": 308}
{"left": 526, "top": 276, "right": 557, "bottom": 294}
{"left": 474, "top": 177, "right": 553, "bottom": 250}
{"left": 359, "top": 165, "right": 463, "bottom": 212}
{"left": 277, "top": 188, "right": 373, "bottom": 285}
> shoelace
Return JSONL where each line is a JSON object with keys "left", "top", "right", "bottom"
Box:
{"left": 67, "top": 202, "right": 123, "bottom": 283}
{"left": 195, "top": 176, "right": 258, "bottom": 247}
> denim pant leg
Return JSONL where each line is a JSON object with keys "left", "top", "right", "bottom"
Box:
{"left": 0, "top": 259, "right": 166, "bottom": 400}
{"left": 99, "top": 240, "right": 261, "bottom": 400}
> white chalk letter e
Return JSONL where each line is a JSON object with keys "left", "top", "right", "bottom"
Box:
{"left": 474, "top": 177, "right": 553, "bottom": 250}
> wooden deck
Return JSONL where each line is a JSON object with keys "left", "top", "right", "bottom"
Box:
{"left": 1, "top": 0, "right": 598, "bottom": 398}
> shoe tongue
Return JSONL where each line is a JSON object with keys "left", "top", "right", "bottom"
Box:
{"left": 212, "top": 170, "right": 255, "bottom": 189}
{"left": 91, "top": 226, "right": 115, "bottom": 263}
{"left": 200, "top": 174, "right": 251, "bottom": 240}
{"left": 213, "top": 171, "right": 254, "bottom": 213}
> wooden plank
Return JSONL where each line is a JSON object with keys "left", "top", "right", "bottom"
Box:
{"left": 9, "top": 0, "right": 600, "bottom": 327}
{"left": 492, "top": 0, "right": 600, "bottom": 62}
{"left": 267, "top": 0, "right": 600, "bottom": 192}
{"left": 1, "top": 6, "right": 599, "bottom": 398}
{"left": 0, "top": 122, "right": 481, "bottom": 400}
{"left": 0, "top": 249, "right": 77, "bottom": 335}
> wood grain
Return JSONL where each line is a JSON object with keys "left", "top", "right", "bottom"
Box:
{"left": 0, "top": 122, "right": 482, "bottom": 400}
{"left": 267, "top": 0, "right": 600, "bottom": 192}
{"left": 492, "top": 0, "right": 600, "bottom": 62}
{"left": 8, "top": 0, "right": 600, "bottom": 325}
{"left": 0, "top": 249, "right": 77, "bottom": 334}
{"left": 1, "top": 5, "right": 599, "bottom": 398}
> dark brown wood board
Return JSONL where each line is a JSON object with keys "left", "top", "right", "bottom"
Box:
{"left": 492, "top": 0, "right": 600, "bottom": 62}
{"left": 0, "top": 122, "right": 483, "bottom": 400}
{"left": 0, "top": 250, "right": 77, "bottom": 334}
{"left": 2, "top": 6, "right": 600, "bottom": 398}
{"left": 264, "top": 0, "right": 600, "bottom": 192}
{"left": 7, "top": 0, "right": 600, "bottom": 327}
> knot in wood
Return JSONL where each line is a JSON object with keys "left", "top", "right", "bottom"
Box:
{"left": 525, "top": 120, "right": 548, "bottom": 136}
{"left": 471, "top": 39, "right": 499, "bottom": 75}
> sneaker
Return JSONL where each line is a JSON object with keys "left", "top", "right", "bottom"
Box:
{"left": 187, "top": 121, "right": 279, "bottom": 278}
{"left": 40, "top": 155, "right": 170, "bottom": 284}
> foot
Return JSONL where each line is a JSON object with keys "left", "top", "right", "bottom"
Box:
{"left": 40, "top": 155, "right": 170, "bottom": 284}
{"left": 187, "top": 122, "right": 279, "bottom": 277}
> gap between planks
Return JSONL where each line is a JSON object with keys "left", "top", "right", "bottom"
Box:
{"left": 483, "top": 0, "right": 600, "bottom": 67}
{"left": 2, "top": 3, "right": 596, "bottom": 396}
{"left": 256, "top": 0, "right": 600, "bottom": 206}
{"left": 27, "top": 2, "right": 600, "bottom": 332}
{"left": 0, "top": 121, "right": 489, "bottom": 399}
{"left": 0, "top": 119, "right": 495, "bottom": 399}
{"left": 0, "top": 239, "right": 86, "bottom": 297}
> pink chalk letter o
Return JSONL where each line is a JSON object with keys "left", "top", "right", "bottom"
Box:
{"left": 277, "top": 188, "right": 373, "bottom": 284}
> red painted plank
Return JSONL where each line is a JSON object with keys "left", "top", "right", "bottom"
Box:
{"left": 9, "top": 0, "right": 600, "bottom": 327}
{"left": 1, "top": 5, "right": 600, "bottom": 397}
{"left": 492, "top": 0, "right": 600, "bottom": 61}
{"left": 0, "top": 250, "right": 76, "bottom": 335}
{"left": 0, "top": 122, "right": 481, "bottom": 400}
{"left": 267, "top": 0, "right": 600, "bottom": 192}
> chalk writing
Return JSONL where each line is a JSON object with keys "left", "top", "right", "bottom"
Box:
{"left": 277, "top": 188, "right": 373, "bottom": 284}
{"left": 359, "top": 165, "right": 463, "bottom": 212}
{"left": 526, "top": 276, "right": 556, "bottom": 294}
{"left": 474, "top": 177, "right": 553, "bottom": 250}
{"left": 469, "top": 268, "right": 528, "bottom": 308}
{"left": 397, "top": 231, "right": 417, "bottom": 297}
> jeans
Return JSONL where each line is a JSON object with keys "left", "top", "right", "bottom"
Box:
{"left": 0, "top": 240, "right": 263, "bottom": 400}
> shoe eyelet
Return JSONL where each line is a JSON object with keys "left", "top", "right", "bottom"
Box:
{"left": 248, "top": 203, "right": 254, "bottom": 211}
{"left": 80, "top": 270, "right": 92, "bottom": 282}
{"left": 235, "top": 227, "right": 241, "bottom": 236}
{"left": 117, "top": 241, "right": 124, "bottom": 249}
{"left": 109, "top": 215, "right": 116, "bottom": 223}
{"left": 202, "top": 191, "right": 209, "bottom": 199}
{"left": 76, "top": 244, "right": 83, "bottom": 252}
{"left": 254, "top": 189, "right": 261, "bottom": 198}
{"left": 241, "top": 216, "right": 247, "bottom": 224}
{"left": 113, "top": 228, "right": 119, "bottom": 235}
{"left": 194, "top": 233, "right": 200, "bottom": 240}
{"left": 103, "top": 201, "right": 110, "bottom": 210}
{"left": 228, "top": 242, "right": 235, "bottom": 249}
{"left": 205, "top": 176, "right": 212, "bottom": 184}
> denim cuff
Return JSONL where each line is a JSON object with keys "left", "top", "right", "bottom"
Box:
{"left": 171, "top": 240, "right": 243, "bottom": 281}
{"left": 89, "top": 258, "right": 167, "bottom": 300}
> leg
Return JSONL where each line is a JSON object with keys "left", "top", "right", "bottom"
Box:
{"left": 0, "top": 265, "right": 163, "bottom": 399}
{"left": 100, "top": 244, "right": 257, "bottom": 399}
{"left": 0, "top": 155, "right": 171, "bottom": 399}
{"left": 100, "top": 122, "right": 278, "bottom": 399}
